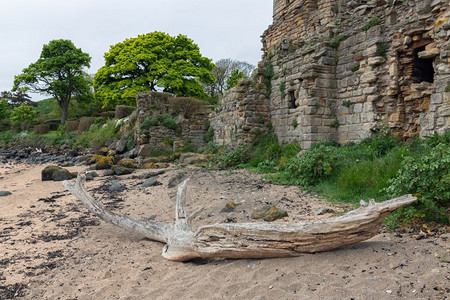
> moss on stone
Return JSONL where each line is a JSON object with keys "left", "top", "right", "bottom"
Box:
{"left": 251, "top": 206, "right": 288, "bottom": 222}
{"left": 118, "top": 158, "right": 139, "bottom": 169}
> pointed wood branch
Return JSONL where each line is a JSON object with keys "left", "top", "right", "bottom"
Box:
{"left": 63, "top": 176, "right": 417, "bottom": 262}
{"left": 62, "top": 175, "right": 172, "bottom": 243}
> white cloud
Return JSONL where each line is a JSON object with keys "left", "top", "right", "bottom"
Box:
{"left": 0, "top": 0, "right": 272, "bottom": 100}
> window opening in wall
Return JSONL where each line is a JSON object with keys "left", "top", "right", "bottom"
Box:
{"left": 287, "top": 90, "right": 298, "bottom": 109}
{"left": 412, "top": 46, "right": 434, "bottom": 83}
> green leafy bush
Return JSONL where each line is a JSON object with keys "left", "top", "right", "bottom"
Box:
{"left": 10, "top": 104, "right": 37, "bottom": 130}
{"left": 256, "top": 160, "right": 278, "bottom": 173}
{"left": 157, "top": 114, "right": 177, "bottom": 130}
{"left": 280, "top": 144, "right": 342, "bottom": 186}
{"left": 215, "top": 145, "right": 249, "bottom": 168}
{"left": 263, "top": 56, "right": 274, "bottom": 98}
{"left": 362, "top": 16, "right": 381, "bottom": 31}
{"left": 140, "top": 114, "right": 177, "bottom": 131}
{"left": 140, "top": 118, "right": 159, "bottom": 131}
{"left": 385, "top": 143, "right": 449, "bottom": 225}
{"left": 74, "top": 120, "right": 119, "bottom": 151}
{"left": 329, "top": 35, "right": 348, "bottom": 49}
{"left": 376, "top": 43, "right": 388, "bottom": 59}
{"left": 94, "top": 117, "right": 106, "bottom": 125}
{"left": 0, "top": 130, "right": 16, "bottom": 144}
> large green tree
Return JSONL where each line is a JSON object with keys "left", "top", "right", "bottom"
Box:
{"left": 13, "top": 39, "right": 92, "bottom": 125}
{"left": 94, "top": 32, "right": 215, "bottom": 108}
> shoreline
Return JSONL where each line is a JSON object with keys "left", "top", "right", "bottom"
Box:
{"left": 0, "top": 163, "right": 449, "bottom": 299}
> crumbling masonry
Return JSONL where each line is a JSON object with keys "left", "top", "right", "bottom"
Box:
{"left": 211, "top": 0, "right": 450, "bottom": 149}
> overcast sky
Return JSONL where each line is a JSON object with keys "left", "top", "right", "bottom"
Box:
{"left": 0, "top": 0, "right": 273, "bottom": 101}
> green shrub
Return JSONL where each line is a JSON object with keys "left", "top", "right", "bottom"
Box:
{"left": 175, "top": 138, "right": 194, "bottom": 153}
{"left": 74, "top": 120, "right": 119, "bottom": 151}
{"left": 263, "top": 56, "right": 274, "bottom": 98}
{"left": 125, "top": 132, "right": 135, "bottom": 151}
{"left": 330, "top": 120, "right": 340, "bottom": 128}
{"left": 276, "top": 144, "right": 342, "bottom": 187}
{"left": 384, "top": 143, "right": 449, "bottom": 225}
{"left": 279, "top": 82, "right": 286, "bottom": 99}
{"left": 140, "top": 118, "right": 159, "bottom": 130}
{"left": 256, "top": 160, "right": 278, "bottom": 173}
{"left": 10, "top": 104, "right": 37, "bottom": 130}
{"left": 216, "top": 145, "right": 249, "bottom": 168}
{"left": 342, "top": 100, "right": 352, "bottom": 107}
{"left": 204, "top": 127, "right": 214, "bottom": 143}
{"left": 329, "top": 35, "right": 348, "bottom": 49}
{"left": 359, "top": 133, "right": 397, "bottom": 157}
{"left": 205, "top": 141, "right": 220, "bottom": 154}
{"left": 157, "top": 114, "right": 177, "bottom": 130}
{"left": 0, "top": 130, "right": 16, "bottom": 144}
{"left": 362, "top": 16, "right": 381, "bottom": 31}
{"left": 140, "top": 114, "right": 177, "bottom": 131}
{"left": 94, "top": 117, "right": 106, "bottom": 125}
{"left": 376, "top": 43, "right": 388, "bottom": 59}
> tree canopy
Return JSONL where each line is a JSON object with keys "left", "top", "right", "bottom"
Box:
{"left": 94, "top": 32, "right": 215, "bottom": 109}
{"left": 13, "top": 39, "right": 92, "bottom": 125}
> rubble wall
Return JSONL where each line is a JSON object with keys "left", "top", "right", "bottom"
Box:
{"left": 136, "top": 92, "right": 212, "bottom": 154}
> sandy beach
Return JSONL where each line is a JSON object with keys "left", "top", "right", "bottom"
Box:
{"left": 0, "top": 163, "right": 448, "bottom": 299}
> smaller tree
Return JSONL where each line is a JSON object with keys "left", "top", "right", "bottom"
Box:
{"left": 10, "top": 104, "right": 37, "bottom": 131}
{"left": 205, "top": 58, "right": 255, "bottom": 98}
{"left": 13, "top": 39, "right": 92, "bottom": 125}
{"left": 226, "top": 69, "right": 245, "bottom": 90}
{"left": 0, "top": 90, "right": 34, "bottom": 107}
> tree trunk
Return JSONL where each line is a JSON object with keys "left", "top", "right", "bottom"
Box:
{"left": 60, "top": 99, "right": 69, "bottom": 126}
{"left": 63, "top": 176, "right": 417, "bottom": 262}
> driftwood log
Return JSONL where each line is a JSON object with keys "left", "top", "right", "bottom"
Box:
{"left": 63, "top": 175, "right": 417, "bottom": 262}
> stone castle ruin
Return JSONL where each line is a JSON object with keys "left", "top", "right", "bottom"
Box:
{"left": 211, "top": 0, "right": 450, "bottom": 149}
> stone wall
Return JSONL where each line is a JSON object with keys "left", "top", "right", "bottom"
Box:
{"left": 211, "top": 78, "right": 271, "bottom": 146}
{"left": 213, "top": 0, "right": 450, "bottom": 149}
{"left": 135, "top": 92, "right": 212, "bottom": 155}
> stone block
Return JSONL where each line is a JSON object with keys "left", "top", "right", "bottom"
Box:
{"left": 431, "top": 94, "right": 443, "bottom": 104}
{"left": 353, "top": 103, "right": 363, "bottom": 113}
{"left": 363, "top": 86, "right": 378, "bottom": 95}
{"left": 360, "top": 71, "right": 377, "bottom": 84}
{"left": 361, "top": 112, "right": 375, "bottom": 123}
{"left": 390, "top": 113, "right": 404, "bottom": 123}
{"left": 438, "top": 105, "right": 450, "bottom": 117}
{"left": 418, "top": 48, "right": 439, "bottom": 59}
{"left": 363, "top": 45, "right": 377, "bottom": 57}
{"left": 368, "top": 57, "right": 386, "bottom": 66}
{"left": 347, "top": 75, "right": 360, "bottom": 86}
{"left": 351, "top": 114, "right": 360, "bottom": 124}
{"left": 353, "top": 90, "right": 363, "bottom": 97}
{"left": 363, "top": 102, "right": 374, "bottom": 112}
